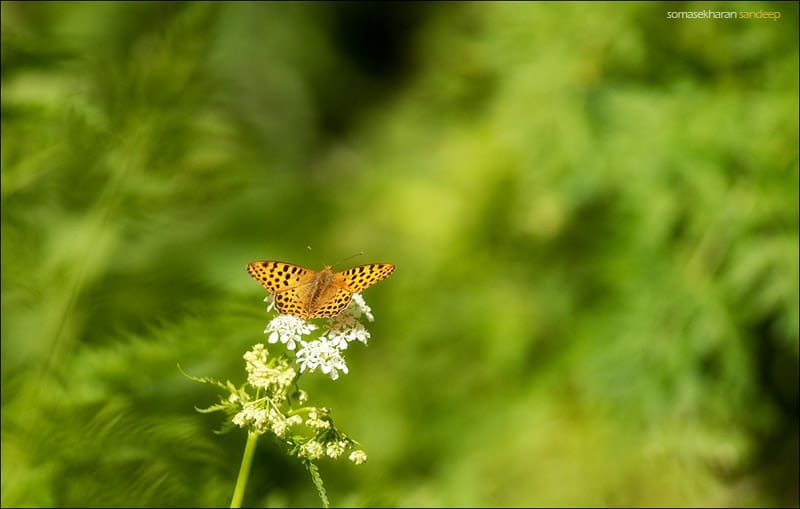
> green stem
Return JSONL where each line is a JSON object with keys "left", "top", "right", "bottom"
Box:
{"left": 230, "top": 432, "right": 259, "bottom": 508}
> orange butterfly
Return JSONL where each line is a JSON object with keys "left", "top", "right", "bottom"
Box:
{"left": 247, "top": 261, "right": 395, "bottom": 319}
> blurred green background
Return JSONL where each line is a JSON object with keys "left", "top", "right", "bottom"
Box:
{"left": 2, "top": 1, "right": 798, "bottom": 507}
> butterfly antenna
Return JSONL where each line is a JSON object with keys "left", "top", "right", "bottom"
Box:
{"left": 332, "top": 250, "right": 364, "bottom": 270}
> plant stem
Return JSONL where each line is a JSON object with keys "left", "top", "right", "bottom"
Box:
{"left": 230, "top": 431, "right": 259, "bottom": 508}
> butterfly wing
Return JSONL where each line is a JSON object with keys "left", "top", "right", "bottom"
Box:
{"left": 247, "top": 261, "right": 315, "bottom": 293}
{"left": 274, "top": 287, "right": 314, "bottom": 318}
{"left": 308, "top": 287, "right": 355, "bottom": 319}
{"left": 305, "top": 263, "right": 395, "bottom": 318}
{"left": 247, "top": 261, "right": 319, "bottom": 318}
{"left": 337, "top": 263, "right": 395, "bottom": 293}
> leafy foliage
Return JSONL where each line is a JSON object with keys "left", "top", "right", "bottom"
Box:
{"left": 2, "top": 2, "right": 797, "bottom": 507}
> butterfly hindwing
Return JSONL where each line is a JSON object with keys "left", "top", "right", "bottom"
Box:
{"left": 247, "top": 261, "right": 314, "bottom": 293}
{"left": 274, "top": 287, "right": 310, "bottom": 318}
{"left": 310, "top": 287, "right": 354, "bottom": 319}
{"left": 338, "top": 263, "right": 396, "bottom": 293}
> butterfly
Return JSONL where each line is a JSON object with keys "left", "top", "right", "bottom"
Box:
{"left": 246, "top": 260, "right": 395, "bottom": 319}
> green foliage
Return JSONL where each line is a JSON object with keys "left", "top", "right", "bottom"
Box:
{"left": 2, "top": 1, "right": 797, "bottom": 507}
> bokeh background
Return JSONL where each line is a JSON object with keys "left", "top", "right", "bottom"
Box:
{"left": 2, "top": 1, "right": 798, "bottom": 507}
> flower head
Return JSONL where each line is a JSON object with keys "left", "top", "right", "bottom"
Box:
{"left": 348, "top": 294, "right": 374, "bottom": 322}
{"left": 265, "top": 314, "right": 318, "bottom": 350}
{"left": 326, "top": 313, "right": 370, "bottom": 350}
{"left": 348, "top": 450, "right": 368, "bottom": 465}
{"left": 305, "top": 408, "right": 331, "bottom": 430}
{"left": 269, "top": 409, "right": 290, "bottom": 437}
{"left": 233, "top": 402, "right": 269, "bottom": 433}
{"left": 326, "top": 440, "right": 348, "bottom": 458}
{"left": 300, "top": 440, "right": 324, "bottom": 460}
{"left": 244, "top": 344, "right": 296, "bottom": 393}
{"left": 296, "top": 337, "right": 349, "bottom": 380}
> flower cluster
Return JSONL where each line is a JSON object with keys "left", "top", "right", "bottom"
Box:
{"left": 192, "top": 343, "right": 367, "bottom": 466}
{"left": 188, "top": 284, "right": 386, "bottom": 508}
{"left": 263, "top": 293, "right": 375, "bottom": 380}
{"left": 243, "top": 343, "right": 296, "bottom": 395}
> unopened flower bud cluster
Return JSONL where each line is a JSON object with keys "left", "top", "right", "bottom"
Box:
{"left": 226, "top": 343, "right": 365, "bottom": 464}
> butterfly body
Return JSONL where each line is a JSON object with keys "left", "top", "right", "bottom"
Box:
{"left": 247, "top": 260, "right": 395, "bottom": 319}
{"left": 307, "top": 265, "right": 334, "bottom": 308}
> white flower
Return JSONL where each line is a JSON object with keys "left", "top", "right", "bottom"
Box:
{"left": 243, "top": 344, "right": 270, "bottom": 388}
{"left": 305, "top": 409, "right": 331, "bottom": 430}
{"left": 243, "top": 344, "right": 297, "bottom": 391}
{"left": 232, "top": 395, "right": 298, "bottom": 438}
{"left": 300, "top": 440, "right": 324, "bottom": 460}
{"left": 326, "top": 440, "right": 348, "bottom": 458}
{"left": 264, "top": 294, "right": 275, "bottom": 313}
{"left": 296, "top": 337, "right": 349, "bottom": 380}
{"left": 348, "top": 450, "right": 368, "bottom": 465}
{"left": 326, "top": 313, "right": 370, "bottom": 350}
{"left": 348, "top": 294, "right": 374, "bottom": 322}
{"left": 264, "top": 315, "right": 318, "bottom": 350}
{"left": 232, "top": 412, "right": 246, "bottom": 428}
{"left": 243, "top": 343, "right": 269, "bottom": 369}
{"left": 269, "top": 409, "right": 289, "bottom": 437}
{"left": 233, "top": 403, "right": 269, "bottom": 433}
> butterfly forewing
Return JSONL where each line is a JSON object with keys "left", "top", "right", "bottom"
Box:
{"left": 338, "top": 263, "right": 396, "bottom": 293}
{"left": 247, "top": 261, "right": 314, "bottom": 293}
